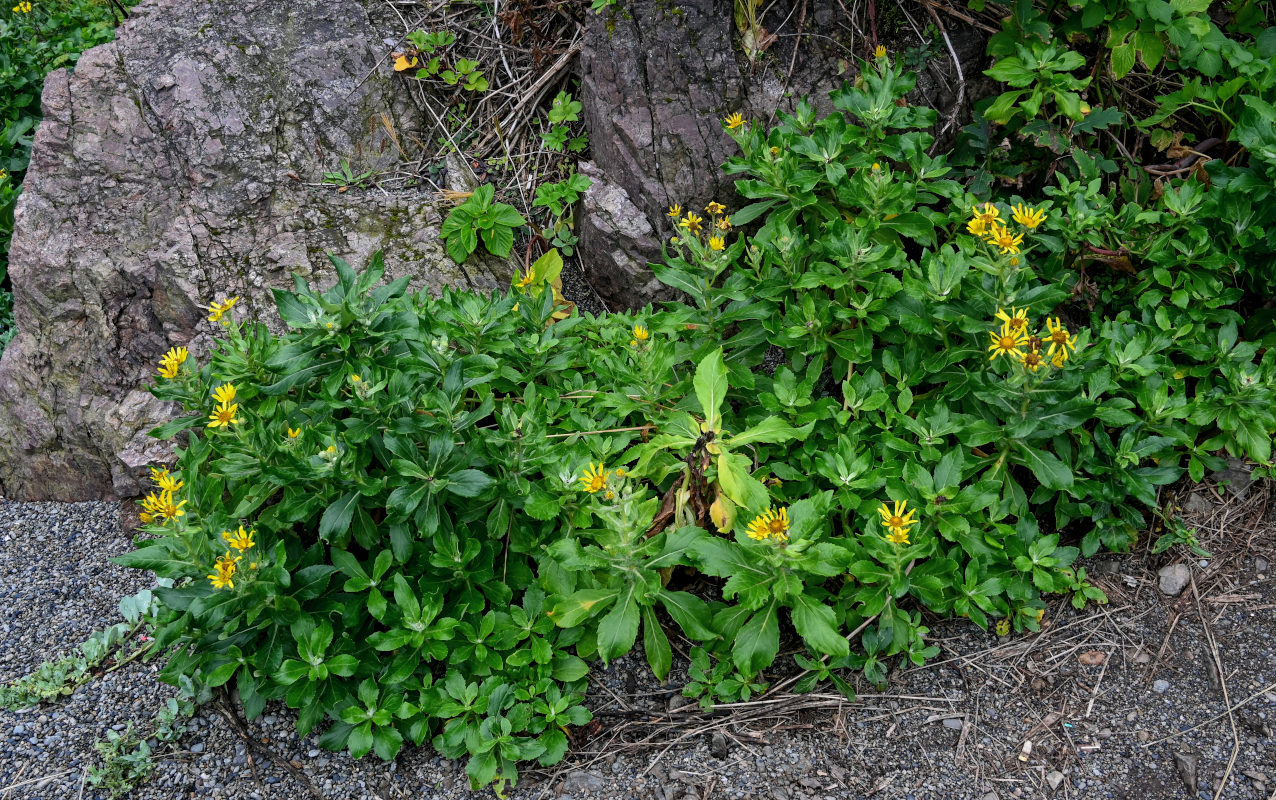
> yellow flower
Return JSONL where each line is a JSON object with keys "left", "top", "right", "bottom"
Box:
{"left": 985, "top": 223, "right": 1025, "bottom": 255}
{"left": 515, "top": 268, "right": 536, "bottom": 290}
{"left": 157, "top": 346, "right": 188, "bottom": 379}
{"left": 579, "top": 463, "right": 610, "bottom": 493}
{"left": 350, "top": 374, "right": 361, "bottom": 383}
{"left": 667, "top": 203, "right": 682, "bottom": 218}
{"left": 150, "top": 467, "right": 183, "bottom": 493}
{"left": 633, "top": 324, "right": 649, "bottom": 341}
{"left": 1009, "top": 256, "right": 1020, "bottom": 267}
{"left": 994, "top": 307, "right": 1030, "bottom": 333}
{"left": 630, "top": 339, "right": 638, "bottom": 347}
{"left": 705, "top": 201, "right": 726, "bottom": 215}
{"left": 208, "top": 553, "right": 241, "bottom": 590}
{"left": 971, "top": 203, "right": 1000, "bottom": 227}
{"left": 724, "top": 112, "right": 745, "bottom": 130}
{"left": 874, "top": 45, "right": 887, "bottom": 59}
{"left": 604, "top": 490, "right": 615, "bottom": 500}
{"left": 13, "top": 1, "right": 31, "bottom": 11}
{"left": 287, "top": 427, "right": 301, "bottom": 438}
{"left": 1011, "top": 203, "right": 1047, "bottom": 229}
{"left": 212, "top": 383, "right": 236, "bottom": 405}
{"left": 144, "top": 489, "right": 186, "bottom": 522}
{"left": 746, "top": 507, "right": 790, "bottom": 542}
{"left": 987, "top": 320, "right": 1029, "bottom": 362}
{"left": 1051, "top": 349, "right": 1067, "bottom": 368}
{"left": 872, "top": 162, "right": 881, "bottom": 171}
{"left": 877, "top": 499, "right": 917, "bottom": 544}
{"left": 393, "top": 54, "right": 418, "bottom": 72}
{"left": 1044, "top": 317, "right": 1077, "bottom": 359}
{"left": 206, "top": 296, "right": 239, "bottom": 324}
{"left": 222, "top": 525, "right": 256, "bottom": 552}
{"left": 708, "top": 235, "right": 725, "bottom": 251}
{"left": 1015, "top": 349, "right": 1044, "bottom": 372}
{"left": 208, "top": 401, "right": 239, "bottom": 428}
{"left": 965, "top": 217, "right": 990, "bottom": 237}
{"left": 716, "top": 217, "right": 732, "bottom": 231}
{"left": 679, "top": 212, "right": 703, "bottom": 235}
{"left": 769, "top": 146, "right": 779, "bottom": 157}
{"left": 614, "top": 467, "right": 627, "bottom": 477}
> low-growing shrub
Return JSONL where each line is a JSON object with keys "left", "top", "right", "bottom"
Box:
{"left": 118, "top": 57, "right": 1274, "bottom": 792}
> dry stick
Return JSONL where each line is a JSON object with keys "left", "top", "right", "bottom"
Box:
{"left": 924, "top": 2, "right": 966, "bottom": 146}
{"left": 214, "top": 694, "right": 321, "bottom": 799}
{"left": 1191, "top": 575, "right": 1241, "bottom": 800}
{"left": 1, "top": 769, "right": 74, "bottom": 796}
{"left": 474, "top": 34, "right": 584, "bottom": 154}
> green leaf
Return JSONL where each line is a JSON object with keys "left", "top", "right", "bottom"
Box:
{"left": 693, "top": 348, "right": 728, "bottom": 432}
{"left": 275, "top": 660, "right": 310, "bottom": 685}
{"left": 732, "top": 601, "right": 780, "bottom": 676}
{"left": 1014, "top": 444, "right": 1073, "bottom": 490}
{"left": 1111, "top": 42, "right": 1136, "bottom": 79}
{"left": 319, "top": 492, "right": 359, "bottom": 541}
{"left": 641, "top": 605, "right": 672, "bottom": 682}
{"left": 445, "top": 469, "right": 493, "bottom": 498}
{"left": 547, "top": 589, "right": 616, "bottom": 627}
{"left": 596, "top": 584, "right": 641, "bottom": 663}
{"left": 717, "top": 451, "right": 770, "bottom": 511}
{"left": 348, "top": 722, "right": 375, "bottom": 759}
{"left": 789, "top": 593, "right": 849, "bottom": 657}
{"left": 657, "top": 589, "right": 718, "bottom": 641}
{"left": 729, "top": 417, "right": 813, "bottom": 447}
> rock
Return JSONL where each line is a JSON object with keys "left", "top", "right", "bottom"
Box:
{"left": 1157, "top": 564, "right": 1191, "bottom": 596}
{"left": 1153, "top": 679, "right": 1171, "bottom": 694}
{"left": 1046, "top": 771, "right": 1064, "bottom": 791}
{"left": 1183, "top": 492, "right": 1212, "bottom": 515}
{"left": 190, "top": 742, "right": 205, "bottom": 754}
{"left": 709, "top": 730, "right": 729, "bottom": 759}
{"left": 1173, "top": 751, "right": 1199, "bottom": 794}
{"left": 575, "top": 161, "right": 669, "bottom": 310}
{"left": 0, "top": 0, "right": 514, "bottom": 501}
{"left": 562, "top": 770, "right": 608, "bottom": 793}
{"left": 1211, "top": 457, "right": 1254, "bottom": 497}
{"left": 1256, "top": 557, "right": 1269, "bottom": 575}
{"left": 942, "top": 717, "right": 964, "bottom": 730}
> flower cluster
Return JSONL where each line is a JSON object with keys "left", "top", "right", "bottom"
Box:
{"left": 878, "top": 499, "right": 917, "bottom": 545}
{"left": 746, "top": 506, "right": 790, "bottom": 542}
{"left": 12, "top": 1, "right": 31, "bottom": 12}
{"left": 156, "top": 346, "right": 188, "bottom": 380}
{"left": 966, "top": 203, "right": 1046, "bottom": 255}
{"left": 668, "top": 200, "right": 732, "bottom": 251}
{"left": 629, "top": 324, "right": 650, "bottom": 348}
{"left": 140, "top": 468, "right": 187, "bottom": 524}
{"left": 986, "top": 307, "right": 1078, "bottom": 369}
{"left": 208, "top": 552, "right": 240, "bottom": 590}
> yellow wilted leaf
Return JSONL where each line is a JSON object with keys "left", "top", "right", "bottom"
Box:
{"left": 393, "top": 53, "right": 418, "bottom": 72}
{"left": 709, "top": 491, "right": 736, "bottom": 533}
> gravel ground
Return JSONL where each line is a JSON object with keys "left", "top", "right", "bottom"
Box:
{"left": 2, "top": 489, "right": 1274, "bottom": 800}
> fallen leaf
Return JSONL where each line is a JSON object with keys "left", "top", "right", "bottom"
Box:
{"left": 1079, "top": 650, "right": 1107, "bottom": 666}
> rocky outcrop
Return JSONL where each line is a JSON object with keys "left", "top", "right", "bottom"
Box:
{"left": 0, "top": 0, "right": 512, "bottom": 501}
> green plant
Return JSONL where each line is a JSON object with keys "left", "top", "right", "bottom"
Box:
{"left": 399, "top": 30, "right": 489, "bottom": 92}
{"left": 113, "top": 52, "right": 1275, "bottom": 795}
{"left": 531, "top": 170, "right": 591, "bottom": 256}
{"left": 439, "top": 184, "right": 526, "bottom": 263}
{"left": 540, "top": 92, "right": 586, "bottom": 154}
{"left": 322, "top": 159, "right": 375, "bottom": 192}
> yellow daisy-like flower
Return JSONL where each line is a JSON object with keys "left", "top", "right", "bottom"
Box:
{"left": 514, "top": 268, "right": 536, "bottom": 290}
{"left": 985, "top": 223, "right": 1025, "bottom": 255}
{"left": 971, "top": 203, "right": 1000, "bottom": 227}
{"left": 208, "top": 401, "right": 239, "bottom": 428}
{"left": 579, "top": 462, "right": 610, "bottom": 494}
{"left": 156, "top": 490, "right": 186, "bottom": 522}
{"left": 633, "top": 324, "right": 649, "bottom": 342}
{"left": 222, "top": 525, "right": 256, "bottom": 552}
{"left": 206, "top": 296, "right": 239, "bottom": 324}
{"left": 287, "top": 427, "right": 301, "bottom": 438}
{"left": 13, "top": 1, "right": 31, "bottom": 11}
{"left": 874, "top": 45, "right": 887, "bottom": 59}
{"left": 716, "top": 217, "right": 732, "bottom": 231}
{"left": 746, "top": 506, "right": 790, "bottom": 542}
{"left": 140, "top": 491, "right": 165, "bottom": 521}
{"left": 1051, "top": 349, "right": 1067, "bottom": 368}
{"left": 987, "top": 320, "right": 1029, "bottom": 362}
{"left": 157, "top": 346, "right": 188, "bottom": 379}
{"left": 1044, "top": 317, "right": 1077, "bottom": 359}
{"left": 965, "top": 217, "right": 990, "bottom": 237}
{"left": 667, "top": 203, "right": 682, "bottom": 218}
{"left": 212, "top": 383, "right": 236, "bottom": 405}
{"left": 679, "top": 212, "right": 703, "bottom": 235}
{"left": 994, "top": 307, "right": 1030, "bottom": 333}
{"left": 877, "top": 499, "right": 917, "bottom": 544}
{"left": 724, "top": 112, "right": 745, "bottom": 130}
{"left": 208, "top": 552, "right": 241, "bottom": 590}
{"left": 705, "top": 201, "right": 726, "bottom": 215}
{"left": 708, "top": 235, "right": 725, "bottom": 251}
{"left": 150, "top": 467, "right": 183, "bottom": 493}
{"left": 1011, "top": 203, "right": 1047, "bottom": 229}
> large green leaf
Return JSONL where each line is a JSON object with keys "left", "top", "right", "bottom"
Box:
{"left": 693, "top": 348, "right": 728, "bottom": 432}
{"left": 641, "top": 605, "right": 672, "bottom": 682}
{"left": 789, "top": 593, "right": 849, "bottom": 657}
{"left": 732, "top": 601, "right": 779, "bottom": 677}
{"left": 596, "top": 584, "right": 641, "bottom": 664}
{"left": 1013, "top": 444, "right": 1073, "bottom": 490}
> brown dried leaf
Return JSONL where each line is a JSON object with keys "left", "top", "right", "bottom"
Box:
{"left": 1078, "top": 650, "right": 1108, "bottom": 666}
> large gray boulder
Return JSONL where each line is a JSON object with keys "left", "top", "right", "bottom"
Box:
{"left": 0, "top": 0, "right": 511, "bottom": 501}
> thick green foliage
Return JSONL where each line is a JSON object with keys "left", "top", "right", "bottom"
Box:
{"left": 115, "top": 41, "right": 1274, "bottom": 798}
